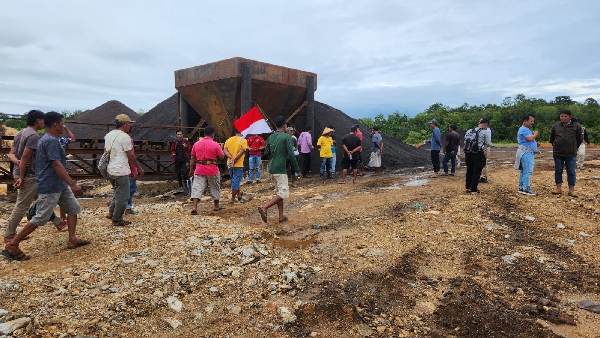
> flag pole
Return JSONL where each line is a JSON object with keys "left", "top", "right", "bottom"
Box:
{"left": 252, "top": 98, "right": 275, "bottom": 131}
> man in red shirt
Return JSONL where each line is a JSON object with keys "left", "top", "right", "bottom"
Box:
{"left": 170, "top": 130, "right": 192, "bottom": 191}
{"left": 188, "top": 126, "right": 225, "bottom": 214}
{"left": 246, "top": 133, "right": 265, "bottom": 183}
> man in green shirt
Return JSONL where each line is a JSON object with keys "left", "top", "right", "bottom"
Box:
{"left": 258, "top": 116, "right": 300, "bottom": 223}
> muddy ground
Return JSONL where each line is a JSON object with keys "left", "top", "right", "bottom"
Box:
{"left": 1, "top": 147, "right": 599, "bottom": 338}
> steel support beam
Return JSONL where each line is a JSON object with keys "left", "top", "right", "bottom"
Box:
{"left": 306, "top": 76, "right": 315, "bottom": 142}
{"left": 241, "top": 62, "right": 252, "bottom": 116}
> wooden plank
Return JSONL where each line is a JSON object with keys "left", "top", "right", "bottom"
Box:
{"left": 286, "top": 101, "right": 307, "bottom": 123}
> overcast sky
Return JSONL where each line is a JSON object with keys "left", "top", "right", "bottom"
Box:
{"left": 1, "top": 0, "right": 599, "bottom": 119}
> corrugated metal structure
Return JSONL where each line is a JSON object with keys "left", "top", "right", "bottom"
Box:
{"left": 174, "top": 57, "right": 317, "bottom": 140}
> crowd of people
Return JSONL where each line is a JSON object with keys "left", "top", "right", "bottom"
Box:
{"left": 1, "top": 109, "right": 590, "bottom": 260}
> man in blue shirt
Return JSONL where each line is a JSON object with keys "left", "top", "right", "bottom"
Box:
{"left": 425, "top": 119, "right": 442, "bottom": 178}
{"left": 3, "top": 112, "right": 90, "bottom": 261}
{"left": 516, "top": 114, "right": 539, "bottom": 196}
{"left": 370, "top": 127, "right": 383, "bottom": 176}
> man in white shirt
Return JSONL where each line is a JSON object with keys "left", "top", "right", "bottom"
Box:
{"left": 104, "top": 114, "right": 144, "bottom": 226}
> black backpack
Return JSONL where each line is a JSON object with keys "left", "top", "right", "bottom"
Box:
{"left": 462, "top": 128, "right": 481, "bottom": 154}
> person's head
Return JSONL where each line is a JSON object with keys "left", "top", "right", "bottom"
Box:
{"left": 176, "top": 130, "right": 183, "bottom": 140}
{"left": 352, "top": 123, "right": 360, "bottom": 131}
{"left": 327, "top": 125, "right": 335, "bottom": 131}
{"left": 44, "top": 111, "right": 64, "bottom": 134}
{"left": 115, "top": 114, "right": 134, "bottom": 132}
{"left": 559, "top": 110, "right": 572, "bottom": 124}
{"left": 26, "top": 110, "right": 45, "bottom": 129}
{"left": 275, "top": 116, "right": 287, "bottom": 129}
{"left": 304, "top": 126, "right": 312, "bottom": 133}
{"left": 449, "top": 124, "right": 457, "bottom": 132}
{"left": 204, "top": 125, "right": 215, "bottom": 137}
{"left": 522, "top": 114, "right": 535, "bottom": 128}
{"left": 350, "top": 125, "right": 358, "bottom": 133}
{"left": 429, "top": 119, "right": 438, "bottom": 129}
{"left": 478, "top": 117, "right": 490, "bottom": 128}
{"left": 286, "top": 126, "right": 295, "bottom": 135}
{"left": 372, "top": 126, "right": 379, "bottom": 133}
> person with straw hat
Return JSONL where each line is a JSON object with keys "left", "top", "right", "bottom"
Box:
{"left": 317, "top": 127, "right": 335, "bottom": 179}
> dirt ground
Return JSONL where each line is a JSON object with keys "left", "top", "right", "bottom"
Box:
{"left": 1, "top": 147, "right": 600, "bottom": 338}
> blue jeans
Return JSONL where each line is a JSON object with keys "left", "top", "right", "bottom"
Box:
{"left": 127, "top": 176, "right": 137, "bottom": 210}
{"left": 320, "top": 157, "right": 332, "bottom": 178}
{"left": 229, "top": 167, "right": 243, "bottom": 190}
{"left": 330, "top": 153, "right": 337, "bottom": 174}
{"left": 441, "top": 151, "right": 455, "bottom": 174}
{"left": 518, "top": 152, "right": 534, "bottom": 190}
{"left": 248, "top": 155, "right": 261, "bottom": 182}
{"left": 553, "top": 155, "right": 576, "bottom": 186}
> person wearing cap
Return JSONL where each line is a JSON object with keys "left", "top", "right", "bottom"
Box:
{"left": 258, "top": 116, "right": 300, "bottom": 223}
{"left": 424, "top": 119, "right": 441, "bottom": 178}
{"left": 104, "top": 114, "right": 144, "bottom": 226}
{"left": 317, "top": 127, "right": 334, "bottom": 179}
{"left": 370, "top": 127, "right": 383, "bottom": 176}
{"left": 465, "top": 118, "right": 491, "bottom": 194}
{"left": 297, "top": 126, "right": 314, "bottom": 178}
{"left": 223, "top": 130, "right": 248, "bottom": 204}
{"left": 571, "top": 117, "right": 590, "bottom": 170}
{"left": 550, "top": 110, "right": 583, "bottom": 197}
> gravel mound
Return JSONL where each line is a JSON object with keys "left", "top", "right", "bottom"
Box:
{"left": 131, "top": 93, "right": 180, "bottom": 142}
{"left": 65, "top": 100, "right": 139, "bottom": 141}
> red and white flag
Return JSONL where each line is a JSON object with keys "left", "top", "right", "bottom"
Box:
{"left": 233, "top": 106, "right": 272, "bottom": 137}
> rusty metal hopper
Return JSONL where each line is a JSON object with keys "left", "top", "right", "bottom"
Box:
{"left": 174, "top": 57, "right": 317, "bottom": 140}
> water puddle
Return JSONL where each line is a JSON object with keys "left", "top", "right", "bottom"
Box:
{"left": 274, "top": 234, "right": 318, "bottom": 249}
{"left": 404, "top": 179, "right": 429, "bottom": 187}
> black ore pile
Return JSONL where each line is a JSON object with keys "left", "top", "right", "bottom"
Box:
{"left": 65, "top": 100, "right": 139, "bottom": 141}
{"left": 310, "top": 101, "right": 431, "bottom": 173}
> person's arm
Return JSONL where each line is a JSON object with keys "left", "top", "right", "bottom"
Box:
{"left": 576, "top": 126, "right": 583, "bottom": 147}
{"left": 232, "top": 144, "right": 246, "bottom": 163}
{"left": 8, "top": 146, "right": 19, "bottom": 166}
{"left": 524, "top": 130, "right": 538, "bottom": 142}
{"left": 258, "top": 138, "right": 265, "bottom": 151}
{"left": 549, "top": 126, "right": 556, "bottom": 144}
{"left": 584, "top": 129, "right": 590, "bottom": 144}
{"left": 216, "top": 147, "right": 225, "bottom": 161}
{"left": 14, "top": 147, "right": 34, "bottom": 189}
{"left": 434, "top": 129, "right": 442, "bottom": 147}
{"left": 188, "top": 154, "right": 196, "bottom": 177}
{"left": 125, "top": 149, "right": 144, "bottom": 176}
{"left": 64, "top": 125, "right": 76, "bottom": 142}
{"left": 51, "top": 160, "right": 82, "bottom": 196}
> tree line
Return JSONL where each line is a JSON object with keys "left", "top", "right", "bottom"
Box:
{"left": 357, "top": 95, "right": 599, "bottom": 144}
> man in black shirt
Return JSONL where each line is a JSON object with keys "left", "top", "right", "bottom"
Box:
{"left": 339, "top": 126, "right": 362, "bottom": 184}
{"left": 442, "top": 124, "right": 460, "bottom": 175}
{"left": 170, "top": 130, "right": 191, "bottom": 191}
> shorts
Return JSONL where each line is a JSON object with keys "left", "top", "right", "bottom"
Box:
{"left": 191, "top": 174, "right": 221, "bottom": 201}
{"left": 370, "top": 152, "right": 382, "bottom": 167}
{"left": 30, "top": 189, "right": 81, "bottom": 227}
{"left": 229, "top": 167, "right": 243, "bottom": 190}
{"left": 272, "top": 174, "right": 290, "bottom": 199}
{"left": 341, "top": 156, "right": 359, "bottom": 171}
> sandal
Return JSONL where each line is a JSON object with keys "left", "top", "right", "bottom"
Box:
{"left": 279, "top": 216, "right": 289, "bottom": 223}
{"left": 125, "top": 209, "right": 139, "bottom": 215}
{"left": 238, "top": 192, "right": 244, "bottom": 202}
{"left": 213, "top": 206, "right": 225, "bottom": 211}
{"left": 1, "top": 249, "right": 31, "bottom": 261}
{"left": 112, "top": 220, "right": 132, "bottom": 227}
{"left": 190, "top": 210, "right": 198, "bottom": 215}
{"left": 258, "top": 207, "right": 268, "bottom": 223}
{"left": 55, "top": 220, "right": 68, "bottom": 232}
{"left": 105, "top": 213, "right": 113, "bottom": 220}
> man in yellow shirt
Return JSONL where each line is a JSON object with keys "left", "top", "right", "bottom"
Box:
{"left": 317, "top": 127, "right": 334, "bottom": 179}
{"left": 224, "top": 131, "right": 248, "bottom": 203}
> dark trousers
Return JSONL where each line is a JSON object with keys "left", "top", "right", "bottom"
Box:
{"left": 431, "top": 150, "right": 440, "bottom": 172}
{"left": 175, "top": 160, "right": 188, "bottom": 188}
{"left": 301, "top": 152, "right": 311, "bottom": 176}
{"left": 465, "top": 152, "right": 486, "bottom": 192}
{"left": 442, "top": 151, "right": 456, "bottom": 174}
